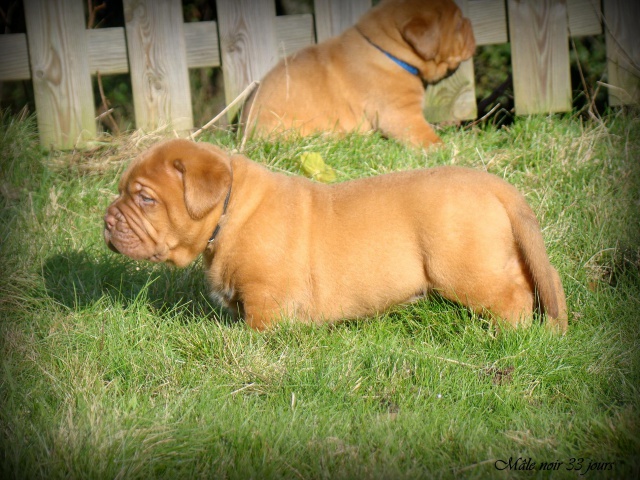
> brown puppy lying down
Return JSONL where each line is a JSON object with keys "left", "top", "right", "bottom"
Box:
{"left": 242, "top": 0, "right": 476, "bottom": 148}
{"left": 104, "top": 139, "right": 568, "bottom": 333}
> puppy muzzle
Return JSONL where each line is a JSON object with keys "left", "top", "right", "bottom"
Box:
{"left": 103, "top": 212, "right": 121, "bottom": 254}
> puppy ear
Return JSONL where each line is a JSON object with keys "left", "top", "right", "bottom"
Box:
{"left": 402, "top": 15, "right": 440, "bottom": 61}
{"left": 173, "top": 150, "right": 231, "bottom": 220}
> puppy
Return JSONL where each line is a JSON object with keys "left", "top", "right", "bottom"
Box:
{"left": 242, "top": 0, "right": 476, "bottom": 148}
{"left": 104, "top": 139, "right": 567, "bottom": 332}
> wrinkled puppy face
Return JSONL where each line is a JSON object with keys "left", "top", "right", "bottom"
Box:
{"left": 396, "top": 0, "right": 476, "bottom": 83}
{"left": 103, "top": 139, "right": 232, "bottom": 268}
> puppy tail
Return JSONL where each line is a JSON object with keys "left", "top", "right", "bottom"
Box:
{"left": 503, "top": 195, "right": 567, "bottom": 331}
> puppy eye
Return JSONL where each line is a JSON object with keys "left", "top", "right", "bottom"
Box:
{"left": 139, "top": 193, "right": 156, "bottom": 205}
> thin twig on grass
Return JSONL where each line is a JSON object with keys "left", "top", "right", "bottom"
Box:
{"left": 476, "top": 73, "right": 512, "bottom": 115}
{"left": 422, "top": 352, "right": 482, "bottom": 369}
{"left": 455, "top": 458, "right": 499, "bottom": 474}
{"left": 96, "top": 108, "right": 115, "bottom": 121}
{"left": 95, "top": 70, "right": 120, "bottom": 135}
{"left": 229, "top": 382, "right": 257, "bottom": 396}
{"left": 422, "top": 349, "right": 526, "bottom": 385}
{"left": 465, "top": 103, "right": 502, "bottom": 129}
{"left": 191, "top": 81, "right": 260, "bottom": 141}
{"left": 569, "top": 34, "right": 603, "bottom": 123}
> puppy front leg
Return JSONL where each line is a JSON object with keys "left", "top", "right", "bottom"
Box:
{"left": 377, "top": 110, "right": 442, "bottom": 149}
{"left": 242, "top": 294, "right": 284, "bottom": 331}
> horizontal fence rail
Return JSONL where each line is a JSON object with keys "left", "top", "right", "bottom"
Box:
{"left": 0, "top": 0, "right": 638, "bottom": 149}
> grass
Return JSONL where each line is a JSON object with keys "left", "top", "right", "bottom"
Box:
{"left": 1, "top": 108, "right": 639, "bottom": 479}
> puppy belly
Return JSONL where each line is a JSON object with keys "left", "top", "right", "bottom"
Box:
{"left": 310, "top": 259, "right": 428, "bottom": 321}
{"left": 252, "top": 104, "right": 369, "bottom": 138}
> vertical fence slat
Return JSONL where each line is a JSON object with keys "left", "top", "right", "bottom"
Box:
{"left": 424, "top": 60, "right": 477, "bottom": 124}
{"left": 123, "top": 0, "right": 193, "bottom": 132}
{"left": 604, "top": 0, "right": 640, "bottom": 105}
{"left": 424, "top": 0, "right": 477, "bottom": 123}
{"left": 23, "top": 0, "right": 95, "bottom": 148}
{"left": 508, "top": 0, "right": 571, "bottom": 115}
{"left": 313, "top": 0, "right": 372, "bottom": 42}
{"left": 215, "top": 0, "right": 279, "bottom": 119}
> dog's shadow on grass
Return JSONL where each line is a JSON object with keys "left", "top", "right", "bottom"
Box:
{"left": 41, "top": 251, "right": 234, "bottom": 324}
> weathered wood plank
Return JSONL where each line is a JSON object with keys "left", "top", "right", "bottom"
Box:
{"left": 123, "top": 0, "right": 193, "bottom": 132}
{"left": 0, "top": 33, "right": 30, "bottom": 81}
{"left": 184, "top": 21, "right": 221, "bottom": 69}
{"left": 215, "top": 0, "right": 279, "bottom": 118}
{"left": 567, "top": 0, "right": 601, "bottom": 37}
{"left": 274, "top": 14, "right": 315, "bottom": 58}
{"left": 23, "top": 0, "right": 96, "bottom": 148}
{"left": 313, "top": 0, "right": 371, "bottom": 42}
{"left": 468, "top": 0, "right": 508, "bottom": 45}
{"left": 424, "top": 0, "right": 477, "bottom": 123}
{"left": 87, "top": 22, "right": 222, "bottom": 74}
{"left": 508, "top": 0, "right": 571, "bottom": 115}
{"left": 51, "top": 14, "right": 314, "bottom": 79}
{"left": 467, "top": 0, "right": 601, "bottom": 43}
{"left": 88, "top": 27, "right": 129, "bottom": 75}
{"left": 604, "top": 0, "right": 640, "bottom": 105}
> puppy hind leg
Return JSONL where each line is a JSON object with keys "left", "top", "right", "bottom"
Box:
{"left": 493, "top": 267, "right": 568, "bottom": 333}
{"left": 488, "top": 283, "right": 535, "bottom": 329}
{"left": 434, "top": 264, "right": 535, "bottom": 330}
{"left": 483, "top": 253, "right": 538, "bottom": 329}
{"left": 431, "top": 280, "right": 532, "bottom": 330}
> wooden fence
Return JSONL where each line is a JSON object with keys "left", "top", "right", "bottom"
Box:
{"left": 0, "top": 0, "right": 638, "bottom": 149}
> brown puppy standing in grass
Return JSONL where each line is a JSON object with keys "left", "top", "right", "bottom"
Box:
{"left": 104, "top": 139, "right": 568, "bottom": 333}
{"left": 242, "top": 0, "right": 476, "bottom": 148}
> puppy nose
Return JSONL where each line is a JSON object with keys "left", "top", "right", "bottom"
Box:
{"left": 104, "top": 212, "right": 115, "bottom": 230}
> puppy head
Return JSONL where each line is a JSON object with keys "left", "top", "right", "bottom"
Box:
{"left": 400, "top": 0, "right": 476, "bottom": 82}
{"left": 363, "top": 0, "right": 476, "bottom": 83}
{"left": 103, "top": 139, "right": 232, "bottom": 267}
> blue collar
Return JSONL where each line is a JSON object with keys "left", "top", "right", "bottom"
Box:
{"left": 357, "top": 30, "right": 420, "bottom": 77}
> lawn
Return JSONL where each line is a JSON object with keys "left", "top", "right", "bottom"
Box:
{"left": 1, "top": 109, "right": 639, "bottom": 479}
